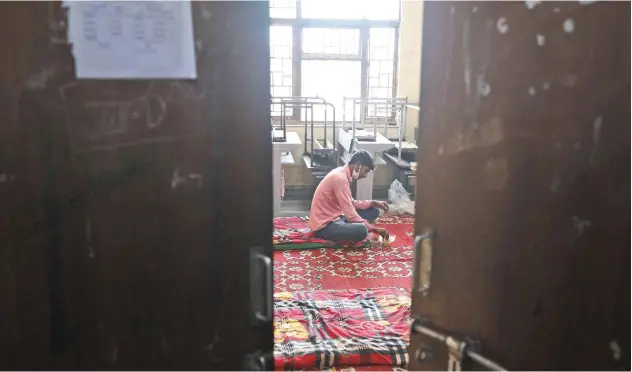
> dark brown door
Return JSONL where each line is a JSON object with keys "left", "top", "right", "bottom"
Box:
{"left": 410, "top": 1, "right": 629, "bottom": 370}
{"left": 0, "top": 1, "right": 273, "bottom": 370}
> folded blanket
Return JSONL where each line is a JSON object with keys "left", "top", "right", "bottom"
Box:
{"left": 273, "top": 216, "right": 325, "bottom": 245}
{"left": 274, "top": 287, "right": 411, "bottom": 371}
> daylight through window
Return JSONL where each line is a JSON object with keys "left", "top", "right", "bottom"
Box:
{"left": 269, "top": 0, "right": 401, "bottom": 121}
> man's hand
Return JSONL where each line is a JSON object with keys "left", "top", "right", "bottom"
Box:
{"left": 372, "top": 200, "right": 389, "bottom": 212}
{"left": 371, "top": 227, "right": 389, "bottom": 239}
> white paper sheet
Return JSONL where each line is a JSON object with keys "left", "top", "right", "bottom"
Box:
{"left": 65, "top": 1, "right": 197, "bottom": 79}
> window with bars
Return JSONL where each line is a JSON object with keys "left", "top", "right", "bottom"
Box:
{"left": 270, "top": 25, "right": 293, "bottom": 116}
{"left": 269, "top": 0, "right": 400, "bottom": 121}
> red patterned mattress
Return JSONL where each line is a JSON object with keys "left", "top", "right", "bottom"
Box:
{"left": 274, "top": 287, "right": 411, "bottom": 371}
{"left": 274, "top": 215, "right": 414, "bottom": 293}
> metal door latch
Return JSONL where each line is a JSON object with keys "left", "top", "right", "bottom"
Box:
{"left": 446, "top": 335, "right": 465, "bottom": 371}
{"left": 412, "top": 318, "right": 508, "bottom": 371}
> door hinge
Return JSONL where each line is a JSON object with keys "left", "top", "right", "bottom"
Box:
{"left": 411, "top": 317, "right": 508, "bottom": 371}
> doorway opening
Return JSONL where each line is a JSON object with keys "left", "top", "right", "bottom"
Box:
{"left": 269, "top": 0, "right": 423, "bottom": 370}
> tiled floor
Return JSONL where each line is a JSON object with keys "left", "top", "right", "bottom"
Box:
{"left": 278, "top": 200, "right": 311, "bottom": 217}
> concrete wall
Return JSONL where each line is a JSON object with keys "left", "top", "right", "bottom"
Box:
{"left": 398, "top": 0, "right": 424, "bottom": 144}
{"left": 282, "top": 1, "right": 424, "bottom": 190}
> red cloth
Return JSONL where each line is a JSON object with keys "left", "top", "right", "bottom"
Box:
{"left": 274, "top": 215, "right": 414, "bottom": 293}
{"left": 273, "top": 287, "right": 411, "bottom": 371}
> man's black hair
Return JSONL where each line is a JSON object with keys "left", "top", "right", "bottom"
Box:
{"left": 348, "top": 150, "right": 375, "bottom": 170}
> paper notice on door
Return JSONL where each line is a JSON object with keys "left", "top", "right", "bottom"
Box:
{"left": 64, "top": 1, "right": 197, "bottom": 79}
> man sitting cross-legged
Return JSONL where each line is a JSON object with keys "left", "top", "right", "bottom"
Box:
{"left": 308, "top": 150, "right": 389, "bottom": 243}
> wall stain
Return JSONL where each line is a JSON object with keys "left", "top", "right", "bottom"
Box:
{"left": 482, "top": 155, "right": 509, "bottom": 191}
{"left": 443, "top": 116, "right": 504, "bottom": 155}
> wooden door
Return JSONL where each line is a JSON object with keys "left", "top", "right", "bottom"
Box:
{"left": 410, "top": 1, "right": 629, "bottom": 370}
{"left": 0, "top": 1, "right": 273, "bottom": 370}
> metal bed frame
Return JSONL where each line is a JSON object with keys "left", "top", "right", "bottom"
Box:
{"left": 342, "top": 97, "right": 409, "bottom": 144}
{"left": 270, "top": 97, "right": 289, "bottom": 142}
{"left": 271, "top": 96, "right": 338, "bottom": 169}
{"left": 394, "top": 102, "right": 420, "bottom": 163}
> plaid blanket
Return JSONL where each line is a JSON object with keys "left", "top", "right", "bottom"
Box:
{"left": 274, "top": 288, "right": 411, "bottom": 371}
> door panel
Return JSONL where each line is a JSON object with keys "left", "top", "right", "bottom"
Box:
{"left": 0, "top": 1, "right": 272, "bottom": 369}
{"left": 411, "top": 1, "right": 629, "bottom": 370}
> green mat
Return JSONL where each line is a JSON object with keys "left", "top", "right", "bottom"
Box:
{"left": 273, "top": 240, "right": 372, "bottom": 251}
{"left": 273, "top": 242, "right": 330, "bottom": 250}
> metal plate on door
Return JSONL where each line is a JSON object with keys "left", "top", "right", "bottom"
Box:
{"left": 413, "top": 229, "right": 434, "bottom": 296}
{"left": 249, "top": 246, "right": 273, "bottom": 325}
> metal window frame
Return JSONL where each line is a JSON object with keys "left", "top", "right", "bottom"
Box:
{"left": 270, "top": 0, "right": 401, "bottom": 123}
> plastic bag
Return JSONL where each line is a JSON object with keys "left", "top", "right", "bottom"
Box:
{"left": 387, "top": 179, "right": 415, "bottom": 215}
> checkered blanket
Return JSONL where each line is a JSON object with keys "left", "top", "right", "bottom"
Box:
{"left": 274, "top": 288, "right": 411, "bottom": 371}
